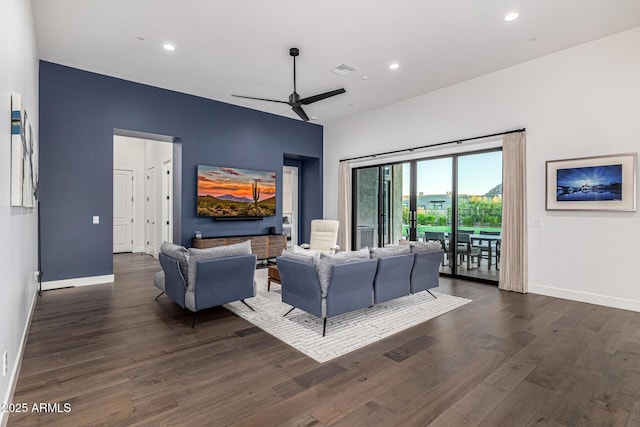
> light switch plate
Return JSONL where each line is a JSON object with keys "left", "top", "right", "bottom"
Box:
{"left": 532, "top": 218, "right": 542, "bottom": 227}
{"left": 93, "top": 216, "right": 100, "bottom": 224}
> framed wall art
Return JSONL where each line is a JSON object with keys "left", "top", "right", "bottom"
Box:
{"left": 546, "top": 153, "right": 637, "bottom": 211}
{"left": 10, "top": 92, "right": 23, "bottom": 206}
{"left": 9, "top": 92, "right": 38, "bottom": 207}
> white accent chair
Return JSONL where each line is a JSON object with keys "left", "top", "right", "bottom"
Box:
{"left": 300, "top": 219, "right": 340, "bottom": 254}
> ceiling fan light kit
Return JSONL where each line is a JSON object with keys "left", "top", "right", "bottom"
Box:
{"left": 232, "top": 47, "right": 346, "bottom": 121}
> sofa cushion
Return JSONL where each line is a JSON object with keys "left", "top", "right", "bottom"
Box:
{"left": 187, "top": 240, "right": 252, "bottom": 290}
{"left": 315, "top": 247, "right": 370, "bottom": 297}
{"left": 369, "top": 245, "right": 411, "bottom": 259}
{"left": 280, "top": 249, "right": 315, "bottom": 264}
{"left": 399, "top": 239, "right": 442, "bottom": 253}
{"left": 160, "top": 242, "right": 189, "bottom": 281}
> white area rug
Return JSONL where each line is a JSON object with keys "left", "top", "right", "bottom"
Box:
{"left": 225, "top": 268, "right": 472, "bottom": 363}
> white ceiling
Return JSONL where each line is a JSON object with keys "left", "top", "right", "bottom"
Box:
{"left": 31, "top": 0, "right": 640, "bottom": 124}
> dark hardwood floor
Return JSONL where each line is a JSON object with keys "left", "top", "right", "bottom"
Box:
{"left": 9, "top": 253, "right": 640, "bottom": 426}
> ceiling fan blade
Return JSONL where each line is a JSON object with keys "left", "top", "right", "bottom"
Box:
{"left": 292, "top": 105, "right": 310, "bottom": 121}
{"left": 300, "top": 88, "right": 346, "bottom": 105}
{"left": 232, "top": 94, "right": 289, "bottom": 104}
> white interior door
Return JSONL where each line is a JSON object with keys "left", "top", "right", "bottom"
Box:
{"left": 146, "top": 166, "right": 157, "bottom": 256}
{"left": 283, "top": 166, "right": 299, "bottom": 249}
{"left": 162, "top": 159, "right": 173, "bottom": 243}
{"left": 113, "top": 169, "right": 134, "bottom": 253}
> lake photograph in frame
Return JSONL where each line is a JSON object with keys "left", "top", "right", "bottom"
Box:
{"left": 546, "top": 153, "right": 636, "bottom": 211}
{"left": 556, "top": 164, "right": 622, "bottom": 202}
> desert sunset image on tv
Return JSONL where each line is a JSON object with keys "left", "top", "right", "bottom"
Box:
{"left": 197, "top": 165, "right": 277, "bottom": 217}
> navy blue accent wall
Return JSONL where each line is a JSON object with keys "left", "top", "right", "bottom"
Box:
{"left": 300, "top": 157, "right": 323, "bottom": 241}
{"left": 39, "top": 61, "right": 323, "bottom": 281}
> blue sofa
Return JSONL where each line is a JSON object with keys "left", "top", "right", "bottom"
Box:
{"left": 277, "top": 247, "right": 444, "bottom": 336}
{"left": 154, "top": 241, "right": 257, "bottom": 327}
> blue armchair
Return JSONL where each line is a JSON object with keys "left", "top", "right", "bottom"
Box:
{"left": 155, "top": 242, "right": 257, "bottom": 327}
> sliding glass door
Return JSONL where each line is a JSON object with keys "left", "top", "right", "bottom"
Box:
{"left": 353, "top": 163, "right": 409, "bottom": 249}
{"left": 455, "top": 151, "right": 503, "bottom": 281}
{"left": 352, "top": 149, "right": 502, "bottom": 284}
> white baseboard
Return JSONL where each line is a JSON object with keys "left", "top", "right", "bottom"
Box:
{"left": 1, "top": 288, "right": 37, "bottom": 427}
{"left": 41, "top": 274, "right": 115, "bottom": 291}
{"left": 529, "top": 282, "right": 640, "bottom": 313}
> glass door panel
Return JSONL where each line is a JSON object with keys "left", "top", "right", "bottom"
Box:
{"left": 456, "top": 151, "right": 503, "bottom": 281}
{"left": 354, "top": 167, "right": 379, "bottom": 249}
{"left": 383, "top": 163, "right": 409, "bottom": 246}
{"left": 416, "top": 158, "right": 452, "bottom": 273}
{"left": 401, "top": 162, "right": 411, "bottom": 241}
{"left": 353, "top": 163, "right": 410, "bottom": 249}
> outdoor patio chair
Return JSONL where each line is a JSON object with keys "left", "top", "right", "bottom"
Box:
{"left": 448, "top": 232, "right": 481, "bottom": 270}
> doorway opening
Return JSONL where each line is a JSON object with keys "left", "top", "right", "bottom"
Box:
{"left": 282, "top": 166, "right": 299, "bottom": 249}
{"left": 113, "top": 131, "right": 178, "bottom": 259}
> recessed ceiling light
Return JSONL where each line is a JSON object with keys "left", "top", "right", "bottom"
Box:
{"left": 504, "top": 12, "right": 519, "bottom": 22}
{"left": 389, "top": 63, "right": 399, "bottom": 70}
{"left": 163, "top": 43, "right": 176, "bottom": 51}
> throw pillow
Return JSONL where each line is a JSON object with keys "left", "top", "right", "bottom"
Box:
{"left": 160, "top": 242, "right": 189, "bottom": 281}
{"left": 369, "top": 245, "right": 411, "bottom": 259}
{"left": 187, "top": 240, "right": 252, "bottom": 290}
{"left": 410, "top": 241, "right": 442, "bottom": 253}
{"left": 280, "top": 249, "right": 315, "bottom": 264}
{"left": 315, "top": 247, "right": 370, "bottom": 297}
{"left": 399, "top": 239, "right": 442, "bottom": 253}
{"left": 291, "top": 244, "right": 321, "bottom": 261}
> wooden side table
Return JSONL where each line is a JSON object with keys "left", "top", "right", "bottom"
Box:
{"left": 267, "top": 265, "right": 281, "bottom": 291}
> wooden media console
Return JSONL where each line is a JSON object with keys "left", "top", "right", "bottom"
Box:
{"left": 191, "top": 234, "right": 286, "bottom": 260}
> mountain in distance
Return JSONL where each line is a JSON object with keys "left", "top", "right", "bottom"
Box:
{"left": 215, "top": 194, "right": 254, "bottom": 204}
{"left": 485, "top": 184, "right": 502, "bottom": 197}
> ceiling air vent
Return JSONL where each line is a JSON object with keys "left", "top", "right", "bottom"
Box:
{"left": 332, "top": 64, "right": 357, "bottom": 76}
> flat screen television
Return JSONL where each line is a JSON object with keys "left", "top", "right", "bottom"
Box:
{"left": 197, "top": 165, "right": 277, "bottom": 218}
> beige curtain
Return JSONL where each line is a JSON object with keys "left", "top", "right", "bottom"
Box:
{"left": 499, "top": 131, "right": 528, "bottom": 293}
{"left": 337, "top": 161, "right": 352, "bottom": 251}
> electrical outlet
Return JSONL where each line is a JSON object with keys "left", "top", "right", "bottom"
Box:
{"left": 3, "top": 351, "right": 7, "bottom": 376}
{"left": 92, "top": 215, "right": 100, "bottom": 224}
{"left": 34, "top": 270, "right": 40, "bottom": 282}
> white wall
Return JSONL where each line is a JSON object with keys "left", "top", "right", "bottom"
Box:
{"left": 324, "top": 27, "right": 640, "bottom": 311}
{"left": 0, "top": 0, "right": 39, "bottom": 422}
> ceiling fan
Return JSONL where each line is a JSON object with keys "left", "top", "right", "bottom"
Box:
{"left": 232, "top": 47, "right": 346, "bottom": 121}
